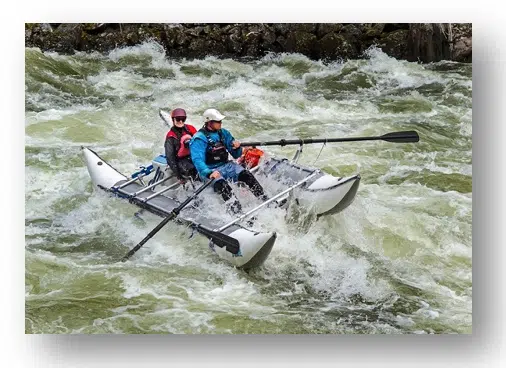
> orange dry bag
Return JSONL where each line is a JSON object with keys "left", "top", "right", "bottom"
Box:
{"left": 238, "top": 147, "right": 264, "bottom": 168}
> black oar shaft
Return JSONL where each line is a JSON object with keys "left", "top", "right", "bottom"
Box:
{"left": 121, "top": 212, "right": 176, "bottom": 261}
{"left": 241, "top": 130, "right": 419, "bottom": 147}
{"left": 121, "top": 179, "right": 214, "bottom": 261}
{"left": 242, "top": 137, "right": 379, "bottom": 146}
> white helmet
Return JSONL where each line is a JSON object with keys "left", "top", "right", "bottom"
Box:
{"left": 203, "top": 108, "right": 225, "bottom": 122}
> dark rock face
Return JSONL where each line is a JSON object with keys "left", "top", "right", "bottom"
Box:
{"left": 318, "top": 32, "right": 357, "bottom": 60}
{"left": 285, "top": 31, "right": 318, "bottom": 57}
{"left": 316, "top": 23, "right": 343, "bottom": 39}
{"left": 453, "top": 37, "right": 472, "bottom": 63}
{"left": 26, "top": 23, "right": 83, "bottom": 54}
{"left": 451, "top": 23, "right": 472, "bottom": 62}
{"left": 407, "top": 23, "right": 452, "bottom": 63}
{"left": 376, "top": 29, "right": 409, "bottom": 60}
{"left": 24, "top": 23, "right": 471, "bottom": 63}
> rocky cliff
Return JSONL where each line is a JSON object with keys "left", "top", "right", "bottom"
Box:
{"left": 25, "top": 23, "right": 472, "bottom": 63}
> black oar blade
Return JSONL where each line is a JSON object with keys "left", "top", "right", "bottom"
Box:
{"left": 197, "top": 226, "right": 240, "bottom": 254}
{"left": 381, "top": 130, "right": 420, "bottom": 143}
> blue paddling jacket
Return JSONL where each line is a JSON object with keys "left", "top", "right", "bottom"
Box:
{"left": 189, "top": 127, "right": 243, "bottom": 179}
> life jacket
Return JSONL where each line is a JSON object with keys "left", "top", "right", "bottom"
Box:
{"left": 177, "top": 134, "right": 193, "bottom": 158}
{"left": 200, "top": 128, "right": 229, "bottom": 165}
{"left": 166, "top": 124, "right": 197, "bottom": 159}
{"left": 238, "top": 147, "right": 264, "bottom": 169}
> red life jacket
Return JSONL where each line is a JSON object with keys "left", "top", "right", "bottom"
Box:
{"left": 166, "top": 124, "right": 197, "bottom": 158}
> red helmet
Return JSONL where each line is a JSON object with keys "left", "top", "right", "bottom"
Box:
{"left": 171, "top": 108, "right": 186, "bottom": 118}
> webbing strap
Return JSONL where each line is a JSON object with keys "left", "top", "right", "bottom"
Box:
{"left": 132, "top": 165, "right": 154, "bottom": 179}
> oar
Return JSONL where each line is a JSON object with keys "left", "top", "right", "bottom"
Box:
{"left": 189, "top": 223, "right": 240, "bottom": 254}
{"left": 159, "top": 109, "right": 172, "bottom": 125}
{"left": 121, "top": 179, "right": 215, "bottom": 261}
{"left": 240, "top": 130, "right": 420, "bottom": 147}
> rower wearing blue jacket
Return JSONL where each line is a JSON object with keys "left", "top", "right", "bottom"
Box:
{"left": 189, "top": 108, "right": 267, "bottom": 213}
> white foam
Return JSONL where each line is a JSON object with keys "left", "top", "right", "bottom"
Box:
{"left": 25, "top": 43, "right": 472, "bottom": 333}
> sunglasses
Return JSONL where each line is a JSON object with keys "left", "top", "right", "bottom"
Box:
{"left": 210, "top": 120, "right": 222, "bottom": 124}
{"left": 174, "top": 117, "right": 186, "bottom": 122}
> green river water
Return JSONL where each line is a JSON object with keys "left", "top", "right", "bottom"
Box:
{"left": 25, "top": 42, "right": 472, "bottom": 334}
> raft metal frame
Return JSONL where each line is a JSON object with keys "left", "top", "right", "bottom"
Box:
{"left": 216, "top": 171, "right": 319, "bottom": 232}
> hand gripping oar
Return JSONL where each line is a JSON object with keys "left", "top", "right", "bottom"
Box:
{"left": 240, "top": 130, "right": 420, "bottom": 147}
{"left": 121, "top": 179, "right": 223, "bottom": 261}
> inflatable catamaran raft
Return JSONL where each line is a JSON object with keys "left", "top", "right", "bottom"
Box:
{"left": 82, "top": 129, "right": 419, "bottom": 270}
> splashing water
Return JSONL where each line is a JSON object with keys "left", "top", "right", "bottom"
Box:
{"left": 25, "top": 43, "right": 471, "bottom": 334}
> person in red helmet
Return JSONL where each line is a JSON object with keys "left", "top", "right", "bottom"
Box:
{"left": 164, "top": 108, "right": 199, "bottom": 184}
